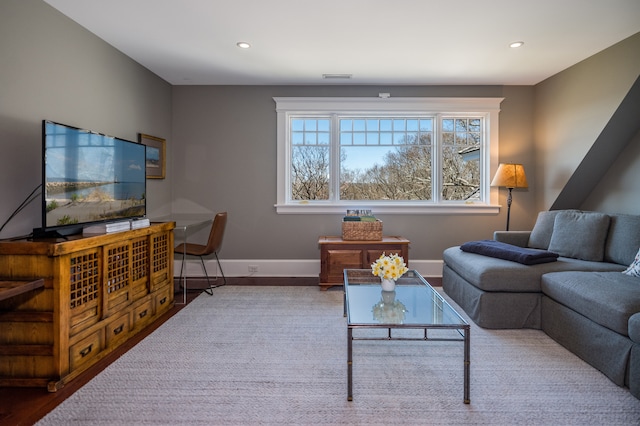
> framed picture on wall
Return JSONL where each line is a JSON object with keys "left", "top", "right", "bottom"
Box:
{"left": 139, "top": 133, "right": 166, "bottom": 179}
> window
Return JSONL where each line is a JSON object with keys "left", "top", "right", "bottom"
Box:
{"left": 275, "top": 97, "right": 503, "bottom": 214}
{"left": 339, "top": 117, "right": 433, "bottom": 201}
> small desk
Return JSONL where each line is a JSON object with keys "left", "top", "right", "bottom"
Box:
{"left": 0, "top": 279, "right": 45, "bottom": 302}
{"left": 150, "top": 215, "right": 213, "bottom": 304}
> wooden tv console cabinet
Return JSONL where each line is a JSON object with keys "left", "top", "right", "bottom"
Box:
{"left": 0, "top": 222, "right": 174, "bottom": 391}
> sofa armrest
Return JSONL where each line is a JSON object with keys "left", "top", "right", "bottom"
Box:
{"left": 493, "top": 231, "right": 531, "bottom": 247}
{"left": 629, "top": 313, "right": 640, "bottom": 344}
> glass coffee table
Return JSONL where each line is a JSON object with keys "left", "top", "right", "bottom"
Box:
{"left": 344, "top": 269, "right": 470, "bottom": 403}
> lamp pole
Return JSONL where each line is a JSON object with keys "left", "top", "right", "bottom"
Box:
{"left": 505, "top": 187, "right": 513, "bottom": 231}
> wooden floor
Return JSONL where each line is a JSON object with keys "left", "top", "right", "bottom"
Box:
{"left": 0, "top": 289, "right": 203, "bottom": 426}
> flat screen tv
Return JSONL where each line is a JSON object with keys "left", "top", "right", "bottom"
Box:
{"left": 37, "top": 120, "right": 146, "bottom": 237}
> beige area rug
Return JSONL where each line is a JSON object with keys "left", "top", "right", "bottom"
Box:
{"left": 37, "top": 286, "right": 640, "bottom": 425}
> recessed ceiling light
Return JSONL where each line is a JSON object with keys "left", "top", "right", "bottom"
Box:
{"left": 236, "top": 41, "right": 251, "bottom": 49}
{"left": 509, "top": 41, "right": 524, "bottom": 48}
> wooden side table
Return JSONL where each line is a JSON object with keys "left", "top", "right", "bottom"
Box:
{"left": 318, "top": 236, "right": 410, "bottom": 290}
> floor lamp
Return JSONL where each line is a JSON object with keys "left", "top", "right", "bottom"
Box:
{"left": 491, "top": 163, "right": 528, "bottom": 231}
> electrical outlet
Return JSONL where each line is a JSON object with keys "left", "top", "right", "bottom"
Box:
{"left": 248, "top": 265, "right": 259, "bottom": 273}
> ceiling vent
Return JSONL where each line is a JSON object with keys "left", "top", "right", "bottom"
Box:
{"left": 322, "top": 74, "right": 352, "bottom": 79}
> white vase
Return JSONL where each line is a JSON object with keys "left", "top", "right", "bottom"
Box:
{"left": 381, "top": 278, "right": 396, "bottom": 292}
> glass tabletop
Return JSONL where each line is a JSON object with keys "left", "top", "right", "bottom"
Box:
{"left": 344, "top": 269, "right": 468, "bottom": 327}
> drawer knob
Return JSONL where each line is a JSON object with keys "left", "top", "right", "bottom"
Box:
{"left": 139, "top": 310, "right": 147, "bottom": 318}
{"left": 113, "top": 324, "right": 124, "bottom": 335}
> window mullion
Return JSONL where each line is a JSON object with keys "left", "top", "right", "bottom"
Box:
{"left": 330, "top": 114, "right": 341, "bottom": 202}
{"left": 433, "top": 114, "right": 442, "bottom": 203}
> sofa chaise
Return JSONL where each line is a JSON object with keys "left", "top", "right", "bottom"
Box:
{"left": 442, "top": 209, "right": 640, "bottom": 398}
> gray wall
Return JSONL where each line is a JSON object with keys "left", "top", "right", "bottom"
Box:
{"left": 0, "top": 0, "right": 172, "bottom": 238}
{"left": 171, "top": 85, "right": 536, "bottom": 261}
{"left": 533, "top": 32, "right": 640, "bottom": 212}
{"left": 582, "top": 129, "right": 640, "bottom": 214}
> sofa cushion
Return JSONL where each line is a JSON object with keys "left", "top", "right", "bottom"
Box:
{"left": 623, "top": 248, "right": 640, "bottom": 277}
{"left": 541, "top": 271, "right": 640, "bottom": 336}
{"left": 547, "top": 211, "right": 610, "bottom": 261}
{"left": 443, "top": 246, "right": 624, "bottom": 293}
{"left": 528, "top": 210, "right": 565, "bottom": 250}
{"left": 605, "top": 214, "right": 640, "bottom": 266}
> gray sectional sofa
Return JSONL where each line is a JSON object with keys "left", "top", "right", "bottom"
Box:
{"left": 442, "top": 209, "right": 640, "bottom": 398}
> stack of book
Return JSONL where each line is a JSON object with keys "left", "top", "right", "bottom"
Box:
{"left": 343, "top": 215, "right": 377, "bottom": 222}
{"left": 82, "top": 220, "right": 131, "bottom": 236}
{"left": 344, "top": 209, "right": 376, "bottom": 222}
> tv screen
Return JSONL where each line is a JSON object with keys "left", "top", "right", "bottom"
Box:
{"left": 41, "top": 120, "right": 146, "bottom": 235}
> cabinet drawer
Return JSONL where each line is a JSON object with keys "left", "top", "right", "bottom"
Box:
{"left": 105, "top": 312, "right": 130, "bottom": 348}
{"left": 69, "top": 303, "right": 100, "bottom": 336}
{"left": 326, "top": 249, "right": 363, "bottom": 282}
{"left": 69, "top": 330, "right": 103, "bottom": 371}
{"left": 132, "top": 299, "right": 154, "bottom": 330}
{"left": 367, "top": 248, "right": 401, "bottom": 265}
{"left": 154, "top": 285, "right": 173, "bottom": 315}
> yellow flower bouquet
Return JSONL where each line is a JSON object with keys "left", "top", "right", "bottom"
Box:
{"left": 371, "top": 252, "right": 408, "bottom": 281}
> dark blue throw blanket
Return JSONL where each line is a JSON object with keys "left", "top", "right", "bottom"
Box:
{"left": 460, "top": 240, "right": 559, "bottom": 265}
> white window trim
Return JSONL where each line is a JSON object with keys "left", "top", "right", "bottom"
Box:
{"left": 274, "top": 97, "right": 503, "bottom": 214}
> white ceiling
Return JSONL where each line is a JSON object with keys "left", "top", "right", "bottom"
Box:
{"left": 44, "top": 0, "right": 640, "bottom": 86}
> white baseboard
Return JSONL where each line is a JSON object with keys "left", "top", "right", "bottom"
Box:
{"left": 174, "top": 259, "right": 444, "bottom": 279}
